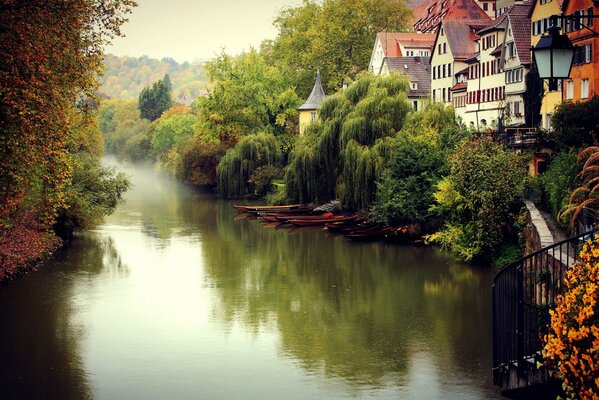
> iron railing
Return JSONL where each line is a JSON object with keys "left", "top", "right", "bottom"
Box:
{"left": 492, "top": 229, "right": 598, "bottom": 385}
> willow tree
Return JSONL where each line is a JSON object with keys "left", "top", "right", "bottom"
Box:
{"left": 217, "top": 133, "right": 283, "bottom": 198}
{"left": 285, "top": 73, "right": 411, "bottom": 210}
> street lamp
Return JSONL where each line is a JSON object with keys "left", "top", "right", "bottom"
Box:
{"left": 531, "top": 25, "right": 575, "bottom": 91}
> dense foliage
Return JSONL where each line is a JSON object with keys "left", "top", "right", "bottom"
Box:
{"left": 101, "top": 54, "right": 206, "bottom": 103}
{"left": 370, "top": 103, "right": 467, "bottom": 226}
{"left": 543, "top": 238, "right": 599, "bottom": 400}
{"left": 217, "top": 133, "right": 283, "bottom": 198}
{"left": 428, "top": 136, "right": 528, "bottom": 262}
{"left": 138, "top": 74, "right": 174, "bottom": 121}
{"left": 536, "top": 150, "right": 582, "bottom": 226}
{"left": 265, "top": 0, "right": 412, "bottom": 96}
{"left": 285, "top": 73, "right": 412, "bottom": 209}
{"left": 548, "top": 96, "right": 599, "bottom": 149}
{"left": 54, "top": 153, "right": 130, "bottom": 239}
{"left": 99, "top": 99, "right": 151, "bottom": 161}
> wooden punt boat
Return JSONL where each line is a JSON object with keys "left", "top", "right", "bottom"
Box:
{"left": 233, "top": 204, "right": 308, "bottom": 213}
{"left": 274, "top": 212, "right": 333, "bottom": 222}
{"left": 287, "top": 215, "right": 358, "bottom": 226}
{"left": 260, "top": 215, "right": 282, "bottom": 222}
{"left": 324, "top": 219, "right": 369, "bottom": 233}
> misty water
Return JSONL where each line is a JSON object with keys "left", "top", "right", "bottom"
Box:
{"left": 0, "top": 160, "right": 504, "bottom": 400}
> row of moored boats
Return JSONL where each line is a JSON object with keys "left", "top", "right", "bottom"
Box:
{"left": 232, "top": 204, "right": 421, "bottom": 243}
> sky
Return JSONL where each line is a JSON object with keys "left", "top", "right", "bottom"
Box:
{"left": 105, "top": 0, "right": 301, "bottom": 63}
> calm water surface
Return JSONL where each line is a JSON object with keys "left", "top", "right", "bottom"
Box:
{"left": 0, "top": 161, "right": 504, "bottom": 400}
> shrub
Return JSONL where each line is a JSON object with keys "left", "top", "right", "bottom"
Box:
{"left": 177, "top": 140, "right": 227, "bottom": 187}
{"left": 542, "top": 238, "right": 599, "bottom": 400}
{"left": 428, "top": 136, "right": 528, "bottom": 262}
{"left": 548, "top": 96, "right": 599, "bottom": 149}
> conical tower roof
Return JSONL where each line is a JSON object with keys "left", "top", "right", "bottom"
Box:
{"left": 298, "top": 70, "right": 327, "bottom": 111}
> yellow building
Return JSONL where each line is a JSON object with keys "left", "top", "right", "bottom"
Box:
{"left": 529, "top": 0, "right": 564, "bottom": 129}
{"left": 298, "top": 70, "right": 327, "bottom": 135}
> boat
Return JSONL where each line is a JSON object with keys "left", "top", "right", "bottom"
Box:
{"left": 232, "top": 204, "right": 309, "bottom": 213}
{"left": 287, "top": 215, "right": 358, "bottom": 226}
{"left": 274, "top": 212, "right": 333, "bottom": 222}
{"left": 345, "top": 226, "right": 397, "bottom": 242}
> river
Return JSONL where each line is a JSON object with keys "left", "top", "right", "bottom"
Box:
{"left": 0, "top": 161, "right": 503, "bottom": 400}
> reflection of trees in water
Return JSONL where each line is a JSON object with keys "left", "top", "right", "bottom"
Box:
{"left": 200, "top": 204, "right": 493, "bottom": 390}
{"left": 0, "top": 233, "right": 125, "bottom": 399}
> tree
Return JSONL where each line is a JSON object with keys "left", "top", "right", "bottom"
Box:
{"left": 285, "top": 73, "right": 412, "bottom": 209}
{"left": 217, "top": 133, "right": 283, "bottom": 198}
{"left": 266, "top": 0, "right": 412, "bottom": 96}
{"left": 0, "top": 0, "right": 136, "bottom": 229}
{"left": 195, "top": 50, "right": 301, "bottom": 144}
{"left": 524, "top": 61, "right": 543, "bottom": 128}
{"left": 138, "top": 74, "right": 174, "bottom": 121}
{"left": 548, "top": 96, "right": 599, "bottom": 149}
{"left": 150, "top": 105, "right": 197, "bottom": 174}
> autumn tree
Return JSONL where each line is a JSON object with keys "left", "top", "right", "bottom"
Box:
{"left": 0, "top": 0, "right": 135, "bottom": 277}
{"left": 138, "top": 74, "right": 174, "bottom": 121}
{"left": 0, "top": 0, "right": 135, "bottom": 227}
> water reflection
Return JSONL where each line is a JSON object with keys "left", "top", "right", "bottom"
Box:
{"left": 0, "top": 161, "right": 502, "bottom": 399}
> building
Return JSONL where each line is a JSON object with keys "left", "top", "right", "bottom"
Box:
{"left": 501, "top": 1, "right": 532, "bottom": 126}
{"left": 368, "top": 32, "right": 435, "bottom": 74}
{"left": 379, "top": 57, "right": 432, "bottom": 110}
{"left": 461, "top": 13, "right": 508, "bottom": 129}
{"left": 529, "top": 0, "right": 564, "bottom": 129}
{"left": 561, "top": 0, "right": 599, "bottom": 102}
{"left": 430, "top": 7, "right": 491, "bottom": 107}
{"left": 298, "top": 70, "right": 327, "bottom": 135}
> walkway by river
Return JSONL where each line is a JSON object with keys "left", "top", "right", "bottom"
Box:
{"left": 0, "top": 161, "right": 504, "bottom": 399}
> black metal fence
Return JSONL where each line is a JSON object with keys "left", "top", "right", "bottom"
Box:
{"left": 492, "top": 229, "right": 598, "bottom": 386}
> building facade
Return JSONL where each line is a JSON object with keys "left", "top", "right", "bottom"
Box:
{"left": 298, "top": 70, "right": 327, "bottom": 135}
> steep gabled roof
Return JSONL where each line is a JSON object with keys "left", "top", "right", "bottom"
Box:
{"left": 507, "top": 1, "right": 533, "bottom": 64}
{"left": 299, "top": 70, "right": 327, "bottom": 111}
{"left": 476, "top": 11, "right": 508, "bottom": 35}
{"left": 443, "top": 21, "right": 484, "bottom": 60}
{"left": 376, "top": 32, "right": 436, "bottom": 57}
{"left": 384, "top": 56, "right": 431, "bottom": 97}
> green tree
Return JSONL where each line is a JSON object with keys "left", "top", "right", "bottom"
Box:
{"left": 138, "top": 74, "right": 174, "bottom": 121}
{"left": 150, "top": 105, "right": 197, "bottom": 174}
{"left": 266, "top": 0, "right": 412, "bottom": 96}
{"left": 195, "top": 50, "right": 301, "bottom": 144}
{"left": 217, "top": 133, "right": 283, "bottom": 198}
{"left": 428, "top": 136, "right": 528, "bottom": 262}
{"left": 285, "top": 73, "right": 412, "bottom": 210}
{"left": 548, "top": 96, "right": 599, "bottom": 149}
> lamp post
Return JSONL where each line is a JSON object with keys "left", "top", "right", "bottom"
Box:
{"left": 531, "top": 25, "right": 575, "bottom": 91}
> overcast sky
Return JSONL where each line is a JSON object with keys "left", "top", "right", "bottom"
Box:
{"left": 105, "top": 0, "right": 301, "bottom": 63}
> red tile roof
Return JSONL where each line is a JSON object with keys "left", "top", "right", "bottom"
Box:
{"left": 413, "top": 0, "right": 492, "bottom": 33}
{"left": 451, "top": 82, "right": 468, "bottom": 91}
{"left": 376, "top": 32, "right": 436, "bottom": 57}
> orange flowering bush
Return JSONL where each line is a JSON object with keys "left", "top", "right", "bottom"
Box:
{"left": 543, "top": 238, "right": 599, "bottom": 400}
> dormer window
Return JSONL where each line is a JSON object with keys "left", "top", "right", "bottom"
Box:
{"left": 411, "top": 82, "right": 418, "bottom": 90}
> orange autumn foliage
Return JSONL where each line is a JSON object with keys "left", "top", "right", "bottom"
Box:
{"left": 0, "top": 0, "right": 136, "bottom": 228}
{"left": 543, "top": 238, "right": 599, "bottom": 400}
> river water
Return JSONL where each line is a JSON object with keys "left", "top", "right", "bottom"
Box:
{"left": 0, "top": 162, "right": 504, "bottom": 400}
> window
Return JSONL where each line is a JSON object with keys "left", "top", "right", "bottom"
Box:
{"left": 413, "top": 100, "right": 418, "bottom": 110}
{"left": 310, "top": 112, "right": 317, "bottom": 123}
{"left": 432, "top": 89, "right": 436, "bottom": 101}
{"left": 411, "top": 82, "right": 418, "bottom": 90}
{"left": 483, "top": 2, "right": 488, "bottom": 11}
{"left": 566, "top": 80, "right": 574, "bottom": 99}
{"left": 406, "top": 50, "right": 414, "bottom": 56}
{"left": 433, "top": 68, "right": 436, "bottom": 80}
{"left": 573, "top": 44, "right": 592, "bottom": 65}
{"left": 442, "top": 87, "right": 446, "bottom": 102}
{"left": 513, "top": 101, "right": 521, "bottom": 116}
{"left": 581, "top": 79, "right": 589, "bottom": 98}
{"left": 447, "top": 63, "right": 451, "bottom": 76}
{"left": 588, "top": 7, "right": 594, "bottom": 26}
{"left": 442, "top": 64, "right": 446, "bottom": 78}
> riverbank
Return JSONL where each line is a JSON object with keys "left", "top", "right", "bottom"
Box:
{"left": 0, "top": 211, "right": 61, "bottom": 283}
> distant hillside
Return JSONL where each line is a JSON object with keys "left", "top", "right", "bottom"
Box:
{"left": 99, "top": 54, "right": 207, "bottom": 105}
